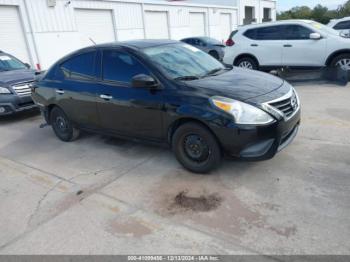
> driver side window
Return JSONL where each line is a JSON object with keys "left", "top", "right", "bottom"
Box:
{"left": 285, "top": 25, "right": 314, "bottom": 40}
{"left": 102, "top": 50, "right": 150, "bottom": 84}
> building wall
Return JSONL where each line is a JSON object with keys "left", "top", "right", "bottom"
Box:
{"left": 238, "top": 0, "right": 276, "bottom": 25}
{"left": 0, "top": 0, "right": 274, "bottom": 69}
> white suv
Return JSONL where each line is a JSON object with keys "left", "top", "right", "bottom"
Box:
{"left": 223, "top": 20, "right": 350, "bottom": 71}
{"left": 328, "top": 17, "right": 350, "bottom": 37}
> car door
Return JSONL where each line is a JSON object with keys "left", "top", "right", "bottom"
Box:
{"left": 96, "top": 48, "right": 163, "bottom": 140}
{"left": 244, "top": 25, "right": 285, "bottom": 66}
{"left": 54, "top": 50, "right": 100, "bottom": 127}
{"left": 282, "top": 24, "right": 326, "bottom": 67}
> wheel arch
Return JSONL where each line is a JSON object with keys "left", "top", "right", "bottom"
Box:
{"left": 325, "top": 49, "right": 350, "bottom": 66}
{"left": 167, "top": 117, "right": 221, "bottom": 149}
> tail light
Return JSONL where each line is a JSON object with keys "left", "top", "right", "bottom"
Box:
{"left": 226, "top": 39, "right": 235, "bottom": 47}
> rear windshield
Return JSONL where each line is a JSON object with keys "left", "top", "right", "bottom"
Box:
{"left": 229, "top": 30, "right": 238, "bottom": 39}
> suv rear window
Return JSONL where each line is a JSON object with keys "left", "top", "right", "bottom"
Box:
{"left": 229, "top": 30, "right": 238, "bottom": 39}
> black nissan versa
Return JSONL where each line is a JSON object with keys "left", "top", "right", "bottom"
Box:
{"left": 31, "top": 40, "right": 301, "bottom": 173}
{"left": 0, "top": 51, "right": 36, "bottom": 116}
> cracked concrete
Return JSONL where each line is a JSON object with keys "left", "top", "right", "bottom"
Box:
{"left": 0, "top": 82, "right": 349, "bottom": 255}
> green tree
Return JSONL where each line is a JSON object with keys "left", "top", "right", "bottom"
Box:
{"left": 277, "top": 0, "right": 350, "bottom": 24}
{"left": 312, "top": 4, "right": 329, "bottom": 24}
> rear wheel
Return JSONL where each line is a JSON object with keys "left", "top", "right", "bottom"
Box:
{"left": 330, "top": 54, "right": 350, "bottom": 71}
{"left": 235, "top": 57, "right": 258, "bottom": 70}
{"left": 209, "top": 50, "right": 219, "bottom": 60}
{"left": 172, "top": 122, "right": 221, "bottom": 174}
{"left": 50, "top": 107, "right": 80, "bottom": 142}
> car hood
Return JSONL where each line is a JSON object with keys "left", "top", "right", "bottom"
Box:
{"left": 0, "top": 69, "right": 36, "bottom": 86}
{"left": 185, "top": 67, "right": 285, "bottom": 103}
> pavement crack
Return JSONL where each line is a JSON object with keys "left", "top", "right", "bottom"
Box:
{"left": 26, "top": 181, "right": 63, "bottom": 228}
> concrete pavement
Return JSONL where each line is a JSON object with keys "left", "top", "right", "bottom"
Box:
{"left": 0, "top": 82, "right": 349, "bottom": 255}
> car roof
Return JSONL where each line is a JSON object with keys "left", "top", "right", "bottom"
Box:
{"left": 96, "top": 39, "right": 179, "bottom": 49}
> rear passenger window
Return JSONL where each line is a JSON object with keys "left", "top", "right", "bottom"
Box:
{"left": 244, "top": 26, "right": 286, "bottom": 40}
{"left": 244, "top": 29, "right": 258, "bottom": 40}
{"left": 285, "top": 25, "right": 313, "bottom": 40}
{"left": 102, "top": 50, "right": 150, "bottom": 83}
{"left": 60, "top": 52, "right": 96, "bottom": 80}
{"left": 334, "top": 21, "right": 350, "bottom": 30}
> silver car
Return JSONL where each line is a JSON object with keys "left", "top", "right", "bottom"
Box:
{"left": 181, "top": 37, "right": 225, "bottom": 61}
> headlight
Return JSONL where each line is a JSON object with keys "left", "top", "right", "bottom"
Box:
{"left": 210, "top": 96, "right": 274, "bottom": 125}
{"left": 0, "top": 87, "right": 11, "bottom": 94}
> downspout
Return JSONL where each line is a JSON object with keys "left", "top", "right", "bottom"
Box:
{"left": 141, "top": 3, "right": 147, "bottom": 38}
{"left": 23, "top": 0, "right": 41, "bottom": 70}
{"left": 207, "top": 7, "right": 210, "bottom": 37}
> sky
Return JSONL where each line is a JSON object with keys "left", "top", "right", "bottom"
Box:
{"left": 277, "top": 0, "right": 347, "bottom": 11}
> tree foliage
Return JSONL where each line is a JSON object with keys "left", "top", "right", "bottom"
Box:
{"left": 277, "top": 0, "right": 350, "bottom": 24}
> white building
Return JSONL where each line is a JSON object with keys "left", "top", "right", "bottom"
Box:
{"left": 0, "top": 0, "right": 276, "bottom": 69}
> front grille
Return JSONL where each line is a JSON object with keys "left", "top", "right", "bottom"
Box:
{"left": 12, "top": 81, "right": 33, "bottom": 97}
{"left": 268, "top": 90, "right": 299, "bottom": 119}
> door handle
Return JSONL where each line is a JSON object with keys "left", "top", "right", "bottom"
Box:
{"left": 284, "top": 44, "right": 292, "bottom": 47}
{"left": 100, "top": 94, "right": 113, "bottom": 100}
{"left": 251, "top": 44, "right": 258, "bottom": 47}
{"left": 56, "top": 89, "right": 64, "bottom": 95}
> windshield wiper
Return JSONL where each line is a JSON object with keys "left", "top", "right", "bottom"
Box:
{"left": 203, "top": 67, "right": 224, "bottom": 77}
{"left": 174, "top": 75, "right": 200, "bottom": 81}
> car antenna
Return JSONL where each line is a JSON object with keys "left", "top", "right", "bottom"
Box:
{"left": 89, "top": 37, "right": 96, "bottom": 45}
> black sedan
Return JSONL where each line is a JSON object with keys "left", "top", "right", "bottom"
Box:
{"left": 31, "top": 40, "right": 300, "bottom": 174}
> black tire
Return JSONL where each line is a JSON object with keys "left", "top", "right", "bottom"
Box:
{"left": 235, "top": 56, "right": 259, "bottom": 70}
{"left": 209, "top": 50, "right": 219, "bottom": 60}
{"left": 172, "top": 122, "right": 221, "bottom": 174}
{"left": 50, "top": 107, "right": 80, "bottom": 142}
{"left": 330, "top": 54, "right": 350, "bottom": 72}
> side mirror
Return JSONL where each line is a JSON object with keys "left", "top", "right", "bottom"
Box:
{"left": 310, "top": 33, "right": 322, "bottom": 40}
{"left": 24, "top": 63, "right": 31, "bottom": 69}
{"left": 131, "top": 74, "right": 159, "bottom": 89}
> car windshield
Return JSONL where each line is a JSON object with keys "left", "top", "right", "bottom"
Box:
{"left": 142, "top": 43, "right": 225, "bottom": 80}
{"left": 0, "top": 54, "right": 27, "bottom": 71}
{"left": 307, "top": 21, "right": 340, "bottom": 36}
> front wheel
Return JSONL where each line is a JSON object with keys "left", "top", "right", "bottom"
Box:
{"left": 50, "top": 107, "right": 80, "bottom": 142}
{"left": 172, "top": 122, "right": 221, "bottom": 174}
{"left": 209, "top": 51, "right": 219, "bottom": 60}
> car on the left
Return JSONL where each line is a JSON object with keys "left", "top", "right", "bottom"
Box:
{"left": 0, "top": 51, "right": 36, "bottom": 116}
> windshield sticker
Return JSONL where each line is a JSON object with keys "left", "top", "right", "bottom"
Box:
{"left": 312, "top": 23, "right": 322, "bottom": 29}
{"left": 0, "top": 56, "right": 11, "bottom": 61}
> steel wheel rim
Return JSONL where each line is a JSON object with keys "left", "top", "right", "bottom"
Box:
{"left": 183, "top": 134, "right": 210, "bottom": 163}
{"left": 238, "top": 61, "right": 253, "bottom": 69}
{"left": 336, "top": 58, "right": 350, "bottom": 71}
{"left": 55, "top": 116, "right": 68, "bottom": 132}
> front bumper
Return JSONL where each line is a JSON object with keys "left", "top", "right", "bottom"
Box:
{"left": 213, "top": 109, "right": 301, "bottom": 161}
{"left": 0, "top": 94, "right": 37, "bottom": 116}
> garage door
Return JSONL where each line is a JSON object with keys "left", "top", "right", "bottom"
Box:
{"left": 220, "top": 13, "right": 232, "bottom": 42}
{"left": 75, "top": 9, "right": 116, "bottom": 46}
{"left": 0, "top": 6, "right": 31, "bottom": 63}
{"left": 145, "top": 11, "right": 169, "bottom": 39}
{"left": 189, "top": 12, "right": 206, "bottom": 36}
